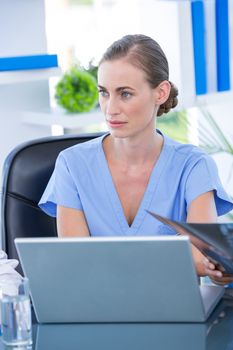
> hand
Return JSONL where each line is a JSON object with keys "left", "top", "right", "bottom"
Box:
{"left": 208, "top": 265, "right": 233, "bottom": 285}
{"left": 191, "top": 245, "right": 223, "bottom": 279}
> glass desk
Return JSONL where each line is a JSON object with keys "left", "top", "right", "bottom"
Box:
{"left": 1, "top": 290, "right": 233, "bottom": 350}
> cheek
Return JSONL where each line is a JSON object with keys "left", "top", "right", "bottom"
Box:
{"left": 127, "top": 98, "right": 155, "bottom": 119}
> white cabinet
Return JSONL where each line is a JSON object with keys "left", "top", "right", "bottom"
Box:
{"left": 0, "top": 67, "right": 61, "bottom": 85}
{"left": 0, "top": 67, "right": 63, "bottom": 173}
{"left": 0, "top": 0, "right": 58, "bottom": 174}
{"left": 21, "top": 108, "right": 104, "bottom": 130}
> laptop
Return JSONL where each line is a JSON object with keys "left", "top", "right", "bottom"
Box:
{"left": 14, "top": 236, "right": 224, "bottom": 323}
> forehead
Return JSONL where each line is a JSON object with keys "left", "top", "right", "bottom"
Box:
{"left": 98, "top": 59, "right": 148, "bottom": 89}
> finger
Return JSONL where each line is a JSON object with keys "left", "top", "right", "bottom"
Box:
{"left": 210, "top": 278, "right": 227, "bottom": 286}
{"left": 219, "top": 277, "right": 233, "bottom": 284}
{"left": 209, "top": 276, "right": 233, "bottom": 285}
{"left": 203, "top": 258, "right": 216, "bottom": 271}
{"left": 206, "top": 269, "right": 223, "bottom": 279}
{"left": 208, "top": 257, "right": 219, "bottom": 266}
{"left": 215, "top": 264, "right": 226, "bottom": 273}
{"left": 215, "top": 274, "right": 233, "bottom": 283}
{"left": 221, "top": 273, "right": 233, "bottom": 279}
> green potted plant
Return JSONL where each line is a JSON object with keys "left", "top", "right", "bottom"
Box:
{"left": 55, "top": 66, "right": 98, "bottom": 113}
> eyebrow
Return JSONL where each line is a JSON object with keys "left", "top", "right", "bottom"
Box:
{"left": 98, "top": 85, "right": 135, "bottom": 91}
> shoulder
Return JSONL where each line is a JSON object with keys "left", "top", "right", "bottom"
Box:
{"left": 53, "top": 134, "right": 107, "bottom": 177}
{"left": 58, "top": 134, "right": 106, "bottom": 162}
{"left": 162, "top": 132, "right": 218, "bottom": 180}
{"left": 164, "top": 133, "right": 213, "bottom": 166}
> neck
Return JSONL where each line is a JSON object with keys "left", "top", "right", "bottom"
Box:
{"left": 104, "top": 129, "right": 164, "bottom": 166}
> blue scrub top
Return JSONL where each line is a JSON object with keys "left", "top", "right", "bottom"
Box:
{"left": 38, "top": 131, "right": 233, "bottom": 236}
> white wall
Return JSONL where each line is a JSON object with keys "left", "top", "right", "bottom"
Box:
{"left": 0, "top": 0, "right": 52, "bottom": 248}
{"left": 0, "top": 0, "right": 52, "bottom": 172}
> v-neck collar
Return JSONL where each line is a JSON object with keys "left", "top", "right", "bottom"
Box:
{"left": 97, "top": 130, "right": 172, "bottom": 235}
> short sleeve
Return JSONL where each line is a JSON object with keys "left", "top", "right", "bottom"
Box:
{"left": 38, "top": 153, "right": 83, "bottom": 217}
{"left": 185, "top": 155, "right": 233, "bottom": 216}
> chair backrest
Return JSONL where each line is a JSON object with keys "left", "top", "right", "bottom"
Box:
{"left": 1, "top": 132, "right": 104, "bottom": 272}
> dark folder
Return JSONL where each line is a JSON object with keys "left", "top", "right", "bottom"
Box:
{"left": 146, "top": 210, "right": 233, "bottom": 275}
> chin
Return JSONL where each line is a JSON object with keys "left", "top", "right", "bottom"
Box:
{"left": 108, "top": 129, "right": 131, "bottom": 139}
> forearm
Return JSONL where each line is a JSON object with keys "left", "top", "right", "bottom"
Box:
{"left": 57, "top": 205, "right": 90, "bottom": 237}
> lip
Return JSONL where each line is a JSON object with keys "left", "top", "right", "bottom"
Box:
{"left": 107, "top": 120, "right": 127, "bottom": 128}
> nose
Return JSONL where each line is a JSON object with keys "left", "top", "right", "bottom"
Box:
{"left": 105, "top": 96, "right": 120, "bottom": 116}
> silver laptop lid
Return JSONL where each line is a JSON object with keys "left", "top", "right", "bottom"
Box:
{"left": 15, "top": 236, "right": 213, "bottom": 323}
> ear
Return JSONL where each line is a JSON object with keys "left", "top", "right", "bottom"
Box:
{"left": 154, "top": 80, "right": 171, "bottom": 105}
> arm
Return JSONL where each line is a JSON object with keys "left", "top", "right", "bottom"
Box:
{"left": 187, "top": 190, "right": 233, "bottom": 284}
{"left": 57, "top": 205, "right": 90, "bottom": 237}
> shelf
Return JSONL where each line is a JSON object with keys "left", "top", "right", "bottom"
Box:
{"left": 21, "top": 108, "right": 105, "bottom": 129}
{"left": 0, "top": 54, "right": 58, "bottom": 71}
{"left": 196, "top": 90, "right": 233, "bottom": 106}
{"left": 0, "top": 67, "right": 62, "bottom": 85}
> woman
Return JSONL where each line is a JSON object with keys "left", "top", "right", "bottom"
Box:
{"left": 39, "top": 34, "right": 233, "bottom": 285}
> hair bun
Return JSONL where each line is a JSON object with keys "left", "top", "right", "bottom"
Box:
{"left": 157, "top": 82, "right": 178, "bottom": 117}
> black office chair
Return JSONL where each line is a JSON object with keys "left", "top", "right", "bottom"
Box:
{"left": 1, "top": 132, "right": 104, "bottom": 273}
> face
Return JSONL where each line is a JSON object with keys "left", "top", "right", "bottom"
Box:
{"left": 98, "top": 58, "right": 162, "bottom": 139}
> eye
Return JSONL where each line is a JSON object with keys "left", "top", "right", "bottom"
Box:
{"left": 98, "top": 89, "right": 109, "bottom": 97}
{"left": 121, "top": 91, "right": 132, "bottom": 99}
